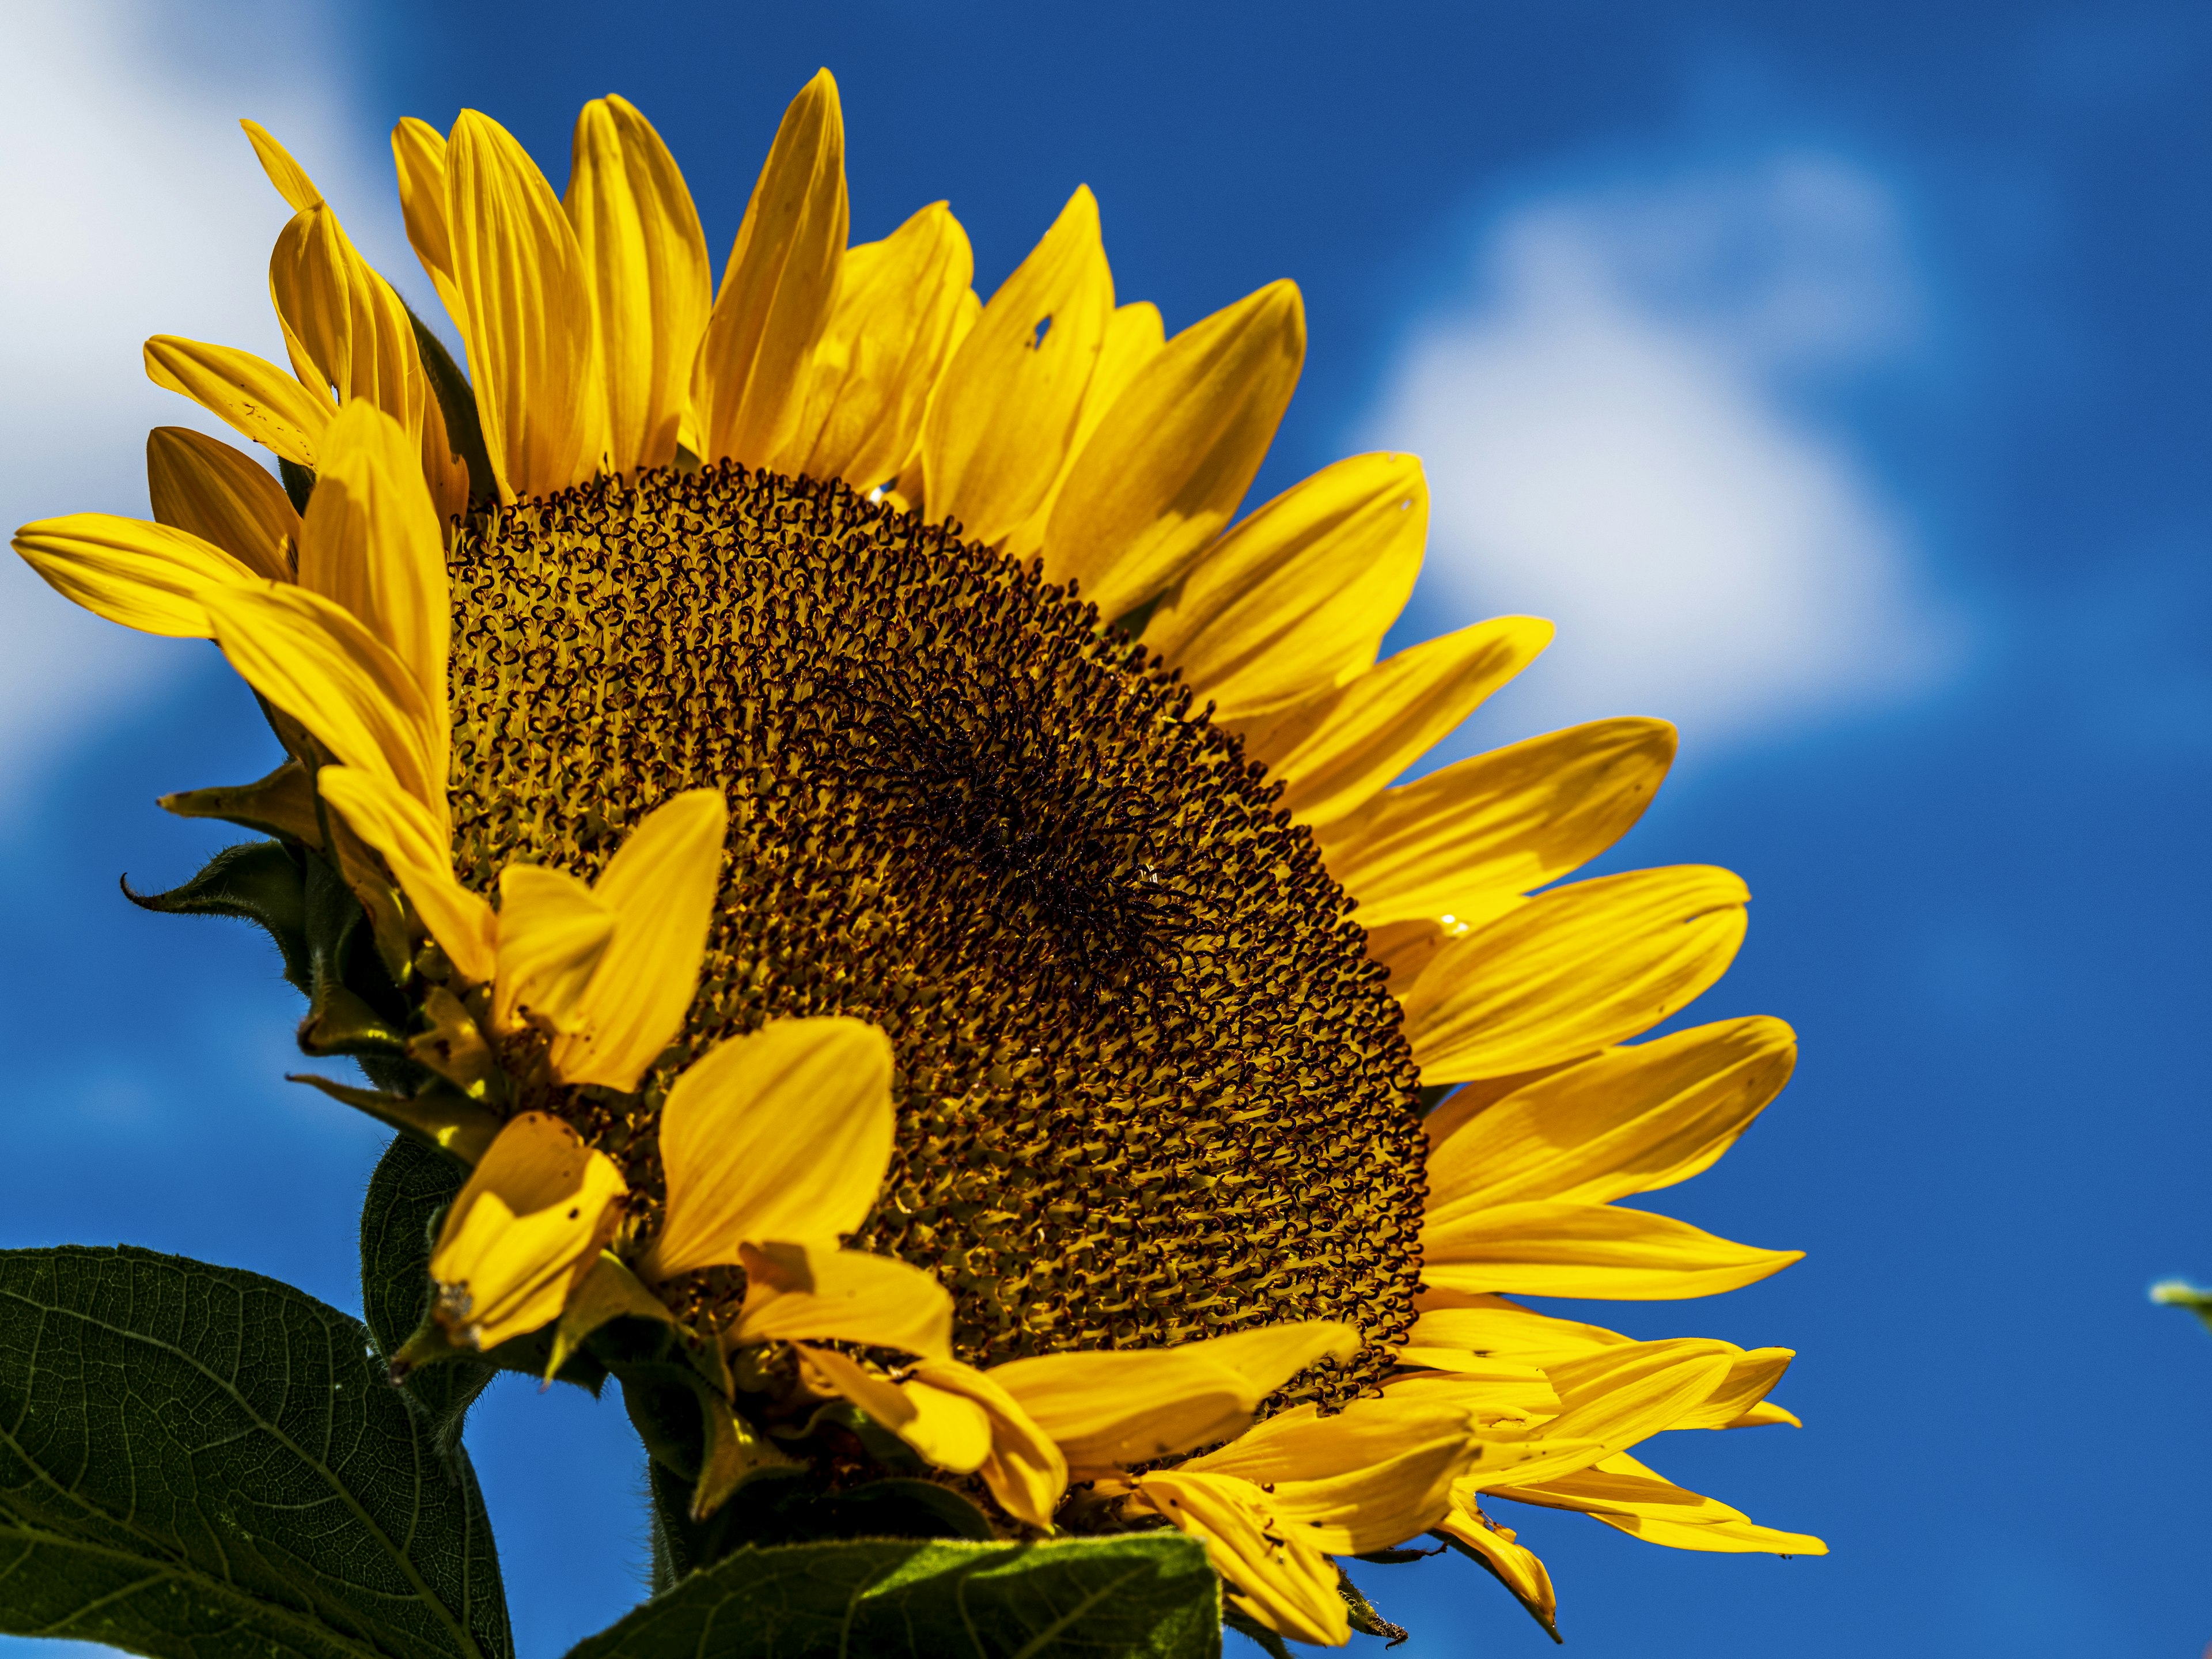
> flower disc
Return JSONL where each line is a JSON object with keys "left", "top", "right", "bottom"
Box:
{"left": 448, "top": 463, "right": 1425, "bottom": 1404}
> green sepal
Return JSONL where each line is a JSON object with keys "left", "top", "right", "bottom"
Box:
{"left": 406, "top": 304, "right": 497, "bottom": 508}
{"left": 291, "top": 1072, "right": 503, "bottom": 1163}
{"left": 1223, "top": 1609, "right": 1293, "bottom": 1659}
{"left": 160, "top": 756, "right": 324, "bottom": 847}
{"left": 297, "top": 839, "right": 415, "bottom": 1066}
{"left": 547, "top": 1252, "right": 675, "bottom": 1380}
{"left": 123, "top": 838, "right": 312, "bottom": 995}
{"left": 360, "top": 1133, "right": 495, "bottom": 1467}
{"left": 1351, "top": 1543, "right": 1444, "bottom": 1565}
{"left": 278, "top": 456, "right": 316, "bottom": 514}
{"left": 0, "top": 1244, "right": 513, "bottom": 1659}
{"left": 1335, "top": 1566, "right": 1408, "bottom": 1645}
{"left": 573, "top": 1533, "right": 1222, "bottom": 1659}
{"left": 616, "top": 1338, "right": 803, "bottom": 1527}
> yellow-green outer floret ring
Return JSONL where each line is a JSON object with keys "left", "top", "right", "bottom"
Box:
{"left": 448, "top": 462, "right": 1426, "bottom": 1406}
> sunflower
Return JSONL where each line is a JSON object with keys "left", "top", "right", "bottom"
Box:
{"left": 13, "top": 70, "right": 1824, "bottom": 1645}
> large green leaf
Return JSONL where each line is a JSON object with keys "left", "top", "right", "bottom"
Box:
{"left": 568, "top": 1533, "right": 1221, "bottom": 1659}
{"left": 0, "top": 1244, "right": 513, "bottom": 1659}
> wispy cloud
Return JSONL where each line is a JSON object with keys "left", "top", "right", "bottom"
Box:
{"left": 0, "top": 0, "right": 381, "bottom": 794}
{"left": 1361, "top": 153, "right": 1959, "bottom": 756}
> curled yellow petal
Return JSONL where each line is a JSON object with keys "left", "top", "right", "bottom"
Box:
{"left": 1427, "top": 1016, "right": 1797, "bottom": 1212}
{"left": 200, "top": 581, "right": 444, "bottom": 813}
{"left": 446, "top": 109, "right": 605, "bottom": 499}
{"left": 1423, "top": 1199, "right": 1802, "bottom": 1301}
{"left": 1229, "top": 616, "right": 1554, "bottom": 828}
{"left": 988, "top": 1321, "right": 1352, "bottom": 1469}
{"left": 13, "top": 513, "right": 260, "bottom": 638}
{"left": 144, "top": 336, "right": 332, "bottom": 467}
{"left": 1589, "top": 1509, "right": 1829, "bottom": 1554}
{"left": 1403, "top": 865, "right": 1751, "bottom": 1082}
{"left": 1128, "top": 1471, "right": 1348, "bottom": 1646}
{"left": 733, "top": 1245, "right": 954, "bottom": 1359}
{"left": 565, "top": 95, "right": 712, "bottom": 474}
{"left": 697, "top": 70, "right": 847, "bottom": 469}
{"left": 780, "top": 200, "right": 975, "bottom": 490}
{"left": 1494, "top": 1450, "right": 1825, "bottom": 1555}
{"left": 428, "top": 1111, "right": 628, "bottom": 1351}
{"left": 145, "top": 427, "right": 298, "bottom": 584}
{"left": 493, "top": 864, "right": 612, "bottom": 1036}
{"left": 921, "top": 185, "right": 1113, "bottom": 546}
{"left": 548, "top": 788, "right": 726, "bottom": 1092}
{"left": 797, "top": 1344, "right": 994, "bottom": 1475}
{"left": 1044, "top": 279, "right": 1304, "bottom": 621}
{"left": 1514, "top": 1339, "right": 1743, "bottom": 1452}
{"left": 295, "top": 401, "right": 450, "bottom": 727}
{"left": 1182, "top": 1395, "right": 1484, "bottom": 1552}
{"left": 1143, "top": 452, "right": 1425, "bottom": 720}
{"left": 268, "top": 200, "right": 421, "bottom": 427}
{"left": 646, "top": 1016, "right": 893, "bottom": 1278}
{"left": 1317, "top": 717, "right": 1677, "bottom": 931}
{"left": 907, "top": 1358, "right": 1069, "bottom": 1529}
{"left": 1434, "top": 1497, "right": 1558, "bottom": 1638}
{"left": 316, "top": 765, "right": 495, "bottom": 984}
{"left": 392, "top": 116, "right": 468, "bottom": 344}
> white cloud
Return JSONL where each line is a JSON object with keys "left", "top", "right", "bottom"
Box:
{"left": 1360, "top": 154, "right": 1959, "bottom": 755}
{"left": 0, "top": 0, "right": 387, "bottom": 792}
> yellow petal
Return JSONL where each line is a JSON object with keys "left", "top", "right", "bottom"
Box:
{"left": 920, "top": 185, "right": 1113, "bottom": 547}
{"left": 1143, "top": 453, "right": 1425, "bottom": 721}
{"left": 1514, "top": 1339, "right": 1741, "bottom": 1450}
{"left": 429, "top": 1110, "right": 627, "bottom": 1350}
{"left": 1043, "top": 279, "right": 1305, "bottom": 620}
{"left": 564, "top": 96, "right": 712, "bottom": 474}
{"left": 797, "top": 1345, "right": 994, "bottom": 1475}
{"left": 1671, "top": 1347, "right": 1795, "bottom": 1430}
{"left": 1228, "top": 616, "right": 1554, "bottom": 828}
{"left": 200, "top": 581, "right": 444, "bottom": 813}
{"left": 1423, "top": 1198, "right": 1802, "bottom": 1301}
{"left": 143, "top": 336, "right": 333, "bottom": 467}
{"left": 646, "top": 1016, "right": 893, "bottom": 1278}
{"left": 1403, "top": 1297, "right": 1627, "bottom": 1368}
{"left": 1377, "top": 1363, "right": 1560, "bottom": 1419}
{"left": 295, "top": 401, "right": 450, "bottom": 728}
{"left": 240, "top": 118, "right": 322, "bottom": 211}
{"left": 1494, "top": 1450, "right": 1745, "bottom": 1524}
{"left": 1434, "top": 1497, "right": 1557, "bottom": 1637}
{"left": 392, "top": 117, "right": 469, "bottom": 346}
{"left": 445, "top": 109, "right": 605, "bottom": 500}
{"left": 1403, "top": 865, "right": 1752, "bottom": 1082}
{"left": 697, "top": 70, "right": 847, "bottom": 469}
{"left": 145, "top": 427, "right": 298, "bottom": 583}
{"left": 1427, "top": 1016, "right": 1797, "bottom": 1211}
{"left": 997, "top": 299, "right": 1167, "bottom": 563}
{"left": 732, "top": 1245, "right": 954, "bottom": 1359}
{"left": 1128, "top": 1471, "right": 1348, "bottom": 1646}
{"left": 1590, "top": 1510, "right": 1828, "bottom": 1554}
{"left": 268, "top": 199, "right": 422, "bottom": 429}
{"left": 986, "top": 1323, "right": 1350, "bottom": 1469}
{"left": 315, "top": 765, "right": 495, "bottom": 983}
{"left": 13, "top": 513, "right": 259, "bottom": 638}
{"left": 1318, "top": 717, "right": 1677, "bottom": 931}
{"left": 1183, "top": 1395, "right": 1486, "bottom": 1552}
{"left": 493, "top": 863, "right": 612, "bottom": 1036}
{"left": 780, "top": 201, "right": 975, "bottom": 490}
{"left": 906, "top": 1358, "right": 1069, "bottom": 1529}
{"left": 548, "top": 789, "right": 726, "bottom": 1093}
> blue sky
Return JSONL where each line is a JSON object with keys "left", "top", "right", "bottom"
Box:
{"left": 2, "top": 2, "right": 2207, "bottom": 1655}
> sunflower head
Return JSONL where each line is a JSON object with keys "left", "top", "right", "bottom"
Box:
{"left": 13, "top": 67, "right": 1825, "bottom": 1649}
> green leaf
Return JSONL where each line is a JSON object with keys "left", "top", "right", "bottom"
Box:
{"left": 124, "top": 839, "right": 312, "bottom": 996}
{"left": 568, "top": 1533, "right": 1221, "bottom": 1659}
{"left": 0, "top": 1244, "right": 513, "bottom": 1659}
{"left": 359, "top": 1134, "right": 495, "bottom": 1461}
{"left": 1222, "top": 1610, "right": 1291, "bottom": 1659}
